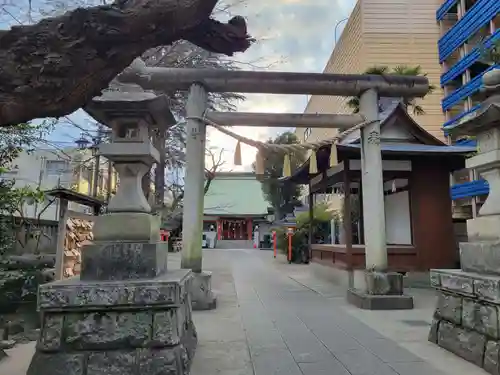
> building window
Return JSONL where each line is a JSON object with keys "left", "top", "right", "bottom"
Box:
{"left": 304, "top": 127, "right": 312, "bottom": 141}
{"left": 45, "top": 160, "right": 70, "bottom": 176}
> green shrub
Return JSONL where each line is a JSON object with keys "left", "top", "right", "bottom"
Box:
{"left": 273, "top": 203, "right": 338, "bottom": 263}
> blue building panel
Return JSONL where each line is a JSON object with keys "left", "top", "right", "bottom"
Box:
{"left": 436, "top": 0, "right": 459, "bottom": 21}
{"left": 438, "top": 0, "right": 500, "bottom": 63}
{"left": 454, "top": 139, "right": 477, "bottom": 147}
{"left": 440, "top": 29, "right": 500, "bottom": 87}
{"left": 442, "top": 65, "right": 499, "bottom": 111}
{"left": 451, "top": 180, "right": 489, "bottom": 200}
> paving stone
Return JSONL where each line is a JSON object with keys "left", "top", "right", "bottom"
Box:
{"left": 250, "top": 347, "right": 303, "bottom": 375}
{"left": 298, "top": 359, "right": 351, "bottom": 375}
{"left": 360, "top": 337, "right": 424, "bottom": 363}
{"left": 244, "top": 327, "right": 286, "bottom": 349}
{"left": 277, "top": 329, "right": 333, "bottom": 363}
{"left": 388, "top": 360, "right": 447, "bottom": 375}
{"left": 334, "top": 347, "right": 399, "bottom": 375}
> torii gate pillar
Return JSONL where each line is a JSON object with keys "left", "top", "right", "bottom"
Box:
{"left": 181, "top": 83, "right": 217, "bottom": 310}
{"left": 347, "top": 89, "right": 413, "bottom": 310}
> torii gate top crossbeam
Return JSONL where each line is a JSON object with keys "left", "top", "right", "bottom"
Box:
{"left": 118, "top": 62, "right": 430, "bottom": 98}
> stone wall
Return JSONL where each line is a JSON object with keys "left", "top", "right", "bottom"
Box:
{"left": 429, "top": 269, "right": 500, "bottom": 374}
{"left": 0, "top": 254, "right": 56, "bottom": 314}
{"left": 28, "top": 269, "right": 197, "bottom": 375}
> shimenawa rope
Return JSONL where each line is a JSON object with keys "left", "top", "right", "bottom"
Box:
{"left": 185, "top": 113, "right": 377, "bottom": 154}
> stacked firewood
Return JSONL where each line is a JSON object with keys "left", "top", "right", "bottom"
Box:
{"left": 63, "top": 218, "right": 93, "bottom": 278}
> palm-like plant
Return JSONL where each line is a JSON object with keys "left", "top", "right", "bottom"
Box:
{"left": 346, "top": 65, "right": 435, "bottom": 115}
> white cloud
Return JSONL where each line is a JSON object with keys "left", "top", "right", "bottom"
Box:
{"left": 8, "top": 0, "right": 357, "bottom": 170}
{"left": 208, "top": 0, "right": 357, "bottom": 169}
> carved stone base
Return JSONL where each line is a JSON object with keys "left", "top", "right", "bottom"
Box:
{"left": 430, "top": 268, "right": 500, "bottom": 374}
{"left": 346, "top": 271, "right": 413, "bottom": 310}
{"left": 346, "top": 288, "right": 414, "bottom": 310}
{"left": 80, "top": 241, "right": 168, "bottom": 281}
{"left": 190, "top": 271, "right": 217, "bottom": 311}
{"left": 26, "top": 269, "right": 197, "bottom": 375}
{"left": 363, "top": 270, "right": 405, "bottom": 295}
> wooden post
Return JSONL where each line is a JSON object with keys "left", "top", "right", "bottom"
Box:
{"left": 273, "top": 231, "right": 277, "bottom": 258}
{"left": 181, "top": 83, "right": 208, "bottom": 273}
{"left": 247, "top": 218, "right": 252, "bottom": 240}
{"left": 343, "top": 160, "right": 353, "bottom": 270}
{"left": 307, "top": 182, "right": 314, "bottom": 261}
{"left": 288, "top": 230, "right": 292, "bottom": 263}
{"left": 359, "top": 89, "right": 387, "bottom": 270}
{"left": 54, "top": 198, "right": 69, "bottom": 280}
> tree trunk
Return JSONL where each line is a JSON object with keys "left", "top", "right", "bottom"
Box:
{"left": 0, "top": 0, "right": 252, "bottom": 127}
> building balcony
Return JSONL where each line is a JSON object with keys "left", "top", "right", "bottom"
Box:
{"left": 440, "top": 29, "right": 500, "bottom": 86}
{"left": 438, "top": 0, "right": 500, "bottom": 63}
{"left": 437, "top": 0, "right": 459, "bottom": 21}
{"left": 442, "top": 64, "right": 500, "bottom": 111}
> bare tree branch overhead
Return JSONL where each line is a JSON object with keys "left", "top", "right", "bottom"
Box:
{"left": 0, "top": 0, "right": 254, "bottom": 127}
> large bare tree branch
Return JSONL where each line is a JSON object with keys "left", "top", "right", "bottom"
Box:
{"left": 168, "top": 147, "right": 225, "bottom": 211}
{"left": 0, "top": 0, "right": 253, "bottom": 127}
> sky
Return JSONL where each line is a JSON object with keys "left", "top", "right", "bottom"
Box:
{"left": 1, "top": 0, "right": 357, "bottom": 173}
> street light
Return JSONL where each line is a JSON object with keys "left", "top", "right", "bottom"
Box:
{"left": 334, "top": 17, "right": 349, "bottom": 46}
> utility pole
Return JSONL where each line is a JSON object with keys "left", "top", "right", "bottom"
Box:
{"left": 92, "top": 125, "right": 104, "bottom": 198}
{"left": 106, "top": 158, "right": 113, "bottom": 203}
{"left": 34, "top": 156, "right": 46, "bottom": 218}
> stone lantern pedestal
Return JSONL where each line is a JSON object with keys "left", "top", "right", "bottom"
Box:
{"left": 429, "top": 69, "right": 500, "bottom": 374}
{"left": 26, "top": 83, "right": 197, "bottom": 375}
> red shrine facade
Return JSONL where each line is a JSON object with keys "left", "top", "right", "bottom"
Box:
{"left": 204, "top": 218, "right": 254, "bottom": 240}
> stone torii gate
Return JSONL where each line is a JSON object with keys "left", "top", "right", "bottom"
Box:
{"left": 118, "top": 58, "right": 430, "bottom": 309}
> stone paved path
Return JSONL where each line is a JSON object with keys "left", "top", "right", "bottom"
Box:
{"left": 0, "top": 248, "right": 488, "bottom": 375}
{"left": 192, "top": 248, "right": 487, "bottom": 375}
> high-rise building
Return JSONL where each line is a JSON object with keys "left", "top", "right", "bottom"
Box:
{"left": 301, "top": 0, "right": 445, "bottom": 145}
{"left": 438, "top": 0, "right": 499, "bottom": 136}
{"left": 437, "top": 0, "right": 499, "bottom": 212}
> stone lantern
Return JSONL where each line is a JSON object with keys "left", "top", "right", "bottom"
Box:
{"left": 84, "top": 82, "right": 169, "bottom": 242}
{"left": 428, "top": 68, "right": 500, "bottom": 374}
{"left": 26, "top": 83, "right": 197, "bottom": 375}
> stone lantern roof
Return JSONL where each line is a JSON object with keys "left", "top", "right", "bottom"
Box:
{"left": 84, "top": 81, "right": 175, "bottom": 129}
{"left": 447, "top": 69, "right": 500, "bottom": 137}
